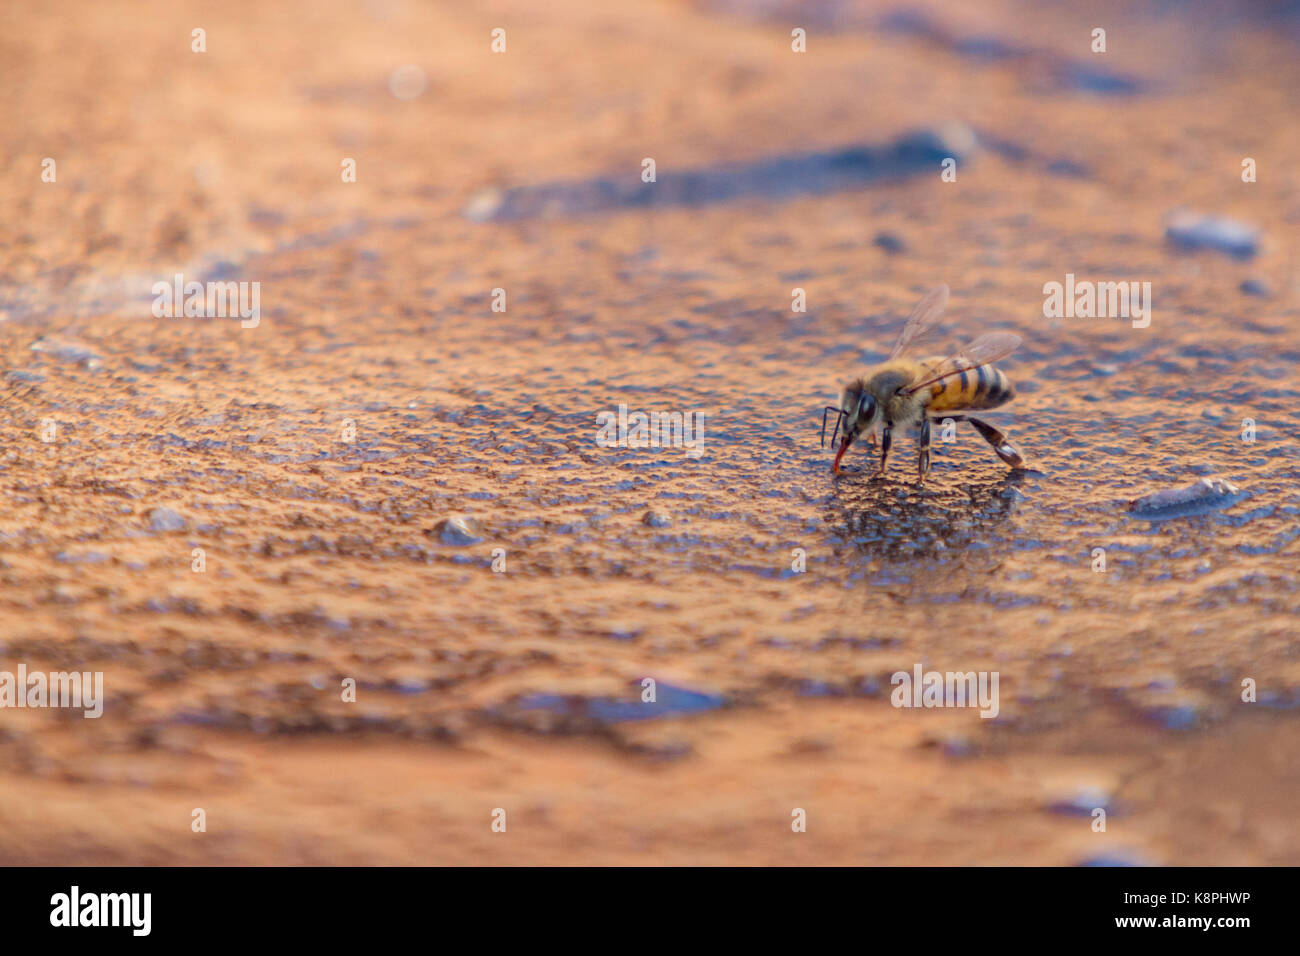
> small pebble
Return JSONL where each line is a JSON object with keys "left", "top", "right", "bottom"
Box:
{"left": 431, "top": 515, "right": 483, "bottom": 545}
{"left": 387, "top": 64, "right": 427, "bottom": 101}
{"left": 873, "top": 232, "right": 906, "bottom": 254}
{"left": 464, "top": 187, "right": 505, "bottom": 223}
{"left": 642, "top": 509, "right": 672, "bottom": 528}
{"left": 1165, "top": 210, "right": 1259, "bottom": 258}
{"left": 1077, "top": 851, "right": 1150, "bottom": 867}
{"left": 1129, "top": 477, "right": 1242, "bottom": 518}
{"left": 29, "top": 336, "right": 102, "bottom": 369}
{"left": 922, "top": 731, "right": 975, "bottom": 757}
{"left": 1045, "top": 786, "right": 1114, "bottom": 816}
{"left": 55, "top": 552, "right": 110, "bottom": 565}
{"left": 147, "top": 507, "right": 189, "bottom": 532}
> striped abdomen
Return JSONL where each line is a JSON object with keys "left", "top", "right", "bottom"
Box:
{"left": 918, "top": 356, "right": 1015, "bottom": 413}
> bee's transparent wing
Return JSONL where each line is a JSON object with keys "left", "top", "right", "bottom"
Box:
{"left": 887, "top": 284, "right": 950, "bottom": 360}
{"left": 903, "top": 331, "right": 1022, "bottom": 394}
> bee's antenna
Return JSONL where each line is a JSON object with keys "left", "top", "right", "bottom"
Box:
{"left": 821, "top": 405, "right": 845, "bottom": 448}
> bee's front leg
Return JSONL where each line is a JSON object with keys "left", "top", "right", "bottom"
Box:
{"left": 918, "top": 418, "right": 931, "bottom": 482}
{"left": 875, "top": 424, "right": 892, "bottom": 476}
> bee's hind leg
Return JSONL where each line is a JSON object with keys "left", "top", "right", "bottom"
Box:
{"left": 917, "top": 417, "right": 931, "bottom": 482}
{"left": 953, "top": 415, "right": 1025, "bottom": 468}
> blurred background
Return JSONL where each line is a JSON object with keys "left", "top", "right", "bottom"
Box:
{"left": 0, "top": 0, "right": 1297, "bottom": 864}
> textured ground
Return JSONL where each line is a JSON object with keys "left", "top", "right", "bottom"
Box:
{"left": 0, "top": 0, "right": 1298, "bottom": 864}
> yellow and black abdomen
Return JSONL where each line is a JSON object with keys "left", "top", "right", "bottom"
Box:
{"left": 919, "top": 356, "right": 1016, "bottom": 413}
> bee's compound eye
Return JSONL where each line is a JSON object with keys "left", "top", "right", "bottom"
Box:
{"left": 858, "top": 394, "right": 876, "bottom": 419}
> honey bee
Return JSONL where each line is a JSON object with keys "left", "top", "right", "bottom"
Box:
{"left": 820, "top": 284, "right": 1026, "bottom": 480}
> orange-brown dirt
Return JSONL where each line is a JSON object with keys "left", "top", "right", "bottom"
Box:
{"left": 0, "top": 0, "right": 1297, "bottom": 864}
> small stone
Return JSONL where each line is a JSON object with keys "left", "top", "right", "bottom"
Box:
{"left": 873, "top": 232, "right": 906, "bottom": 254}
{"left": 55, "top": 551, "right": 110, "bottom": 565}
{"left": 642, "top": 509, "right": 672, "bottom": 528}
{"left": 392, "top": 677, "right": 429, "bottom": 695}
{"left": 29, "top": 336, "right": 102, "bottom": 369}
{"left": 922, "top": 731, "right": 975, "bottom": 757}
{"left": 1129, "top": 477, "right": 1242, "bottom": 519}
{"left": 463, "top": 187, "right": 505, "bottom": 223}
{"left": 387, "top": 64, "right": 427, "bottom": 101}
{"left": 1046, "top": 786, "right": 1114, "bottom": 816}
{"left": 147, "top": 507, "right": 189, "bottom": 532}
{"left": 1165, "top": 210, "right": 1259, "bottom": 258}
{"left": 1239, "top": 278, "right": 1272, "bottom": 297}
{"left": 431, "top": 515, "right": 482, "bottom": 545}
{"left": 899, "top": 122, "right": 978, "bottom": 161}
{"left": 1146, "top": 702, "right": 1202, "bottom": 731}
{"left": 1076, "top": 851, "right": 1150, "bottom": 867}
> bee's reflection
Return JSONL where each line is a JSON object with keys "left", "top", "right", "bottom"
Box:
{"left": 825, "top": 470, "right": 1029, "bottom": 565}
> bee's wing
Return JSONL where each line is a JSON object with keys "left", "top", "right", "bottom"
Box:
{"left": 887, "top": 284, "right": 949, "bottom": 360}
{"left": 902, "top": 331, "right": 1022, "bottom": 394}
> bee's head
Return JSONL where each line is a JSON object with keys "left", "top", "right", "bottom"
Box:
{"left": 841, "top": 382, "right": 879, "bottom": 432}
{"left": 830, "top": 380, "right": 878, "bottom": 473}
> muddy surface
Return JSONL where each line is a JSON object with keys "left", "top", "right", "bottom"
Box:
{"left": 1, "top": 0, "right": 1298, "bottom": 864}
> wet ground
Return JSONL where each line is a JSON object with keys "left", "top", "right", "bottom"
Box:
{"left": 1, "top": 0, "right": 1298, "bottom": 864}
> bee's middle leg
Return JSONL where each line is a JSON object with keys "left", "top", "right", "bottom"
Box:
{"left": 918, "top": 417, "right": 931, "bottom": 481}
